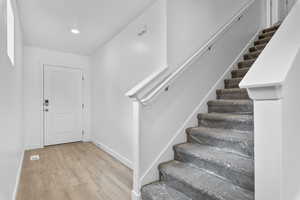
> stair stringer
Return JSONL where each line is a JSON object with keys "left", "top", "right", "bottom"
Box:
{"left": 139, "top": 30, "right": 261, "bottom": 188}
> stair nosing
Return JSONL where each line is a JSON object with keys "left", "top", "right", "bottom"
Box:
{"left": 244, "top": 50, "right": 262, "bottom": 56}
{"left": 217, "top": 88, "right": 248, "bottom": 92}
{"left": 232, "top": 67, "right": 250, "bottom": 73}
{"left": 159, "top": 161, "right": 254, "bottom": 200}
{"left": 174, "top": 143, "right": 254, "bottom": 177}
{"left": 187, "top": 126, "right": 253, "bottom": 135}
{"left": 197, "top": 112, "right": 253, "bottom": 122}
{"left": 186, "top": 126, "right": 254, "bottom": 157}
{"left": 225, "top": 77, "right": 243, "bottom": 81}
{"left": 207, "top": 99, "right": 253, "bottom": 106}
{"left": 142, "top": 181, "right": 192, "bottom": 200}
{"left": 259, "top": 30, "right": 276, "bottom": 36}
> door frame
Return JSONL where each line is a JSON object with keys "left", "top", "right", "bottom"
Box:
{"left": 42, "top": 64, "right": 85, "bottom": 147}
{"left": 266, "top": 0, "right": 279, "bottom": 27}
{"left": 267, "top": 0, "right": 292, "bottom": 27}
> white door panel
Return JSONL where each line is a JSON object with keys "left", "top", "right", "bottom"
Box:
{"left": 44, "top": 65, "right": 83, "bottom": 146}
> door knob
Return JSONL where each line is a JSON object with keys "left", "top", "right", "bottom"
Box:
{"left": 44, "top": 99, "right": 49, "bottom": 107}
{"left": 44, "top": 109, "right": 49, "bottom": 112}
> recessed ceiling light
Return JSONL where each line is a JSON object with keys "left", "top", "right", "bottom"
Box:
{"left": 71, "top": 28, "right": 80, "bottom": 34}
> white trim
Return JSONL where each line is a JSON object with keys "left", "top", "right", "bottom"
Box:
{"left": 7, "top": 0, "right": 15, "bottom": 66}
{"left": 140, "top": 30, "right": 261, "bottom": 186}
{"left": 272, "top": 0, "right": 280, "bottom": 24}
{"left": 132, "top": 100, "right": 141, "bottom": 198}
{"left": 93, "top": 140, "right": 133, "bottom": 169}
{"left": 13, "top": 150, "right": 24, "bottom": 200}
{"left": 266, "top": 0, "right": 277, "bottom": 27}
{"left": 284, "top": 0, "right": 289, "bottom": 17}
{"left": 266, "top": 0, "right": 272, "bottom": 27}
{"left": 247, "top": 85, "right": 283, "bottom": 100}
{"left": 267, "top": 0, "right": 282, "bottom": 26}
{"left": 25, "top": 144, "right": 43, "bottom": 151}
{"left": 131, "top": 190, "right": 141, "bottom": 200}
{"left": 126, "top": 66, "right": 169, "bottom": 98}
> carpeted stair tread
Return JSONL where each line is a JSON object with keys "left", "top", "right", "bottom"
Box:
{"left": 262, "top": 24, "right": 280, "bottom": 33}
{"left": 237, "top": 59, "right": 255, "bottom": 68}
{"left": 207, "top": 99, "right": 253, "bottom": 114}
{"left": 231, "top": 68, "right": 250, "bottom": 78}
{"left": 244, "top": 50, "right": 262, "bottom": 60}
{"left": 142, "top": 181, "right": 192, "bottom": 200}
{"left": 217, "top": 88, "right": 249, "bottom": 100}
{"left": 174, "top": 143, "right": 254, "bottom": 190}
{"left": 186, "top": 126, "right": 254, "bottom": 157}
{"left": 258, "top": 30, "right": 276, "bottom": 39}
{"left": 224, "top": 78, "right": 243, "bottom": 89}
{"left": 159, "top": 161, "right": 254, "bottom": 200}
{"left": 249, "top": 44, "right": 267, "bottom": 52}
{"left": 254, "top": 37, "right": 271, "bottom": 46}
{"left": 197, "top": 113, "right": 253, "bottom": 131}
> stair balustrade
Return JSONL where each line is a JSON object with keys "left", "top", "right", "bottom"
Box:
{"left": 127, "top": 0, "right": 266, "bottom": 199}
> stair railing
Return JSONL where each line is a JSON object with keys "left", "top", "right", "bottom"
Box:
{"left": 126, "top": 0, "right": 255, "bottom": 106}
{"left": 127, "top": 0, "right": 260, "bottom": 199}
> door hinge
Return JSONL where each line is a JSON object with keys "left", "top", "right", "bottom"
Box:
{"left": 82, "top": 130, "right": 85, "bottom": 136}
{"left": 82, "top": 103, "right": 85, "bottom": 109}
{"left": 82, "top": 75, "right": 84, "bottom": 81}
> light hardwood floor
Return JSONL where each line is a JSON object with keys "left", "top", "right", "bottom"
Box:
{"left": 17, "top": 142, "right": 132, "bottom": 200}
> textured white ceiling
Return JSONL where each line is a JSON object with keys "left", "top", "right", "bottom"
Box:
{"left": 17, "top": 0, "right": 155, "bottom": 55}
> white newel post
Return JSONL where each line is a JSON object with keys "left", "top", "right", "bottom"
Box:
{"left": 247, "top": 86, "right": 283, "bottom": 200}
{"left": 132, "top": 100, "right": 141, "bottom": 200}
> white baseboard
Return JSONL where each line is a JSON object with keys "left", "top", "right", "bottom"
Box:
{"left": 13, "top": 150, "right": 25, "bottom": 200}
{"left": 83, "top": 137, "right": 92, "bottom": 142}
{"left": 140, "top": 30, "right": 261, "bottom": 186}
{"left": 25, "top": 138, "right": 91, "bottom": 150}
{"left": 25, "top": 144, "right": 43, "bottom": 150}
{"left": 93, "top": 140, "right": 133, "bottom": 169}
{"left": 131, "top": 190, "right": 141, "bottom": 200}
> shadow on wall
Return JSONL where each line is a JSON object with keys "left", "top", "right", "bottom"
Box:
{"left": 90, "top": 0, "right": 167, "bottom": 168}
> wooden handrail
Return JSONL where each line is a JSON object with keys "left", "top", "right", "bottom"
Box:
{"left": 125, "top": 66, "right": 169, "bottom": 99}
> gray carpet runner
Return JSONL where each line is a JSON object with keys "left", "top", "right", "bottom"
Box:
{"left": 141, "top": 24, "right": 280, "bottom": 200}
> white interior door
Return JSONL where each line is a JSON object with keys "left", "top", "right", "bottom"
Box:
{"left": 44, "top": 65, "right": 83, "bottom": 146}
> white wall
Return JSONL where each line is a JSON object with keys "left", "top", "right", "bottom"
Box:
{"left": 274, "top": 0, "right": 298, "bottom": 22}
{"left": 90, "top": 0, "right": 167, "bottom": 168}
{"left": 0, "top": 0, "right": 24, "bottom": 199}
{"left": 287, "top": 0, "right": 298, "bottom": 12}
{"left": 277, "top": 0, "right": 287, "bottom": 21}
{"left": 275, "top": 0, "right": 293, "bottom": 22}
{"left": 282, "top": 49, "right": 300, "bottom": 200}
{"left": 166, "top": 0, "right": 250, "bottom": 70}
{"left": 23, "top": 46, "right": 91, "bottom": 150}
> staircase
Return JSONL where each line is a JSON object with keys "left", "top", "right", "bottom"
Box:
{"left": 141, "top": 24, "right": 280, "bottom": 200}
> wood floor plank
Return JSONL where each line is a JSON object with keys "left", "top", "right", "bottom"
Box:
{"left": 16, "top": 142, "right": 132, "bottom": 200}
